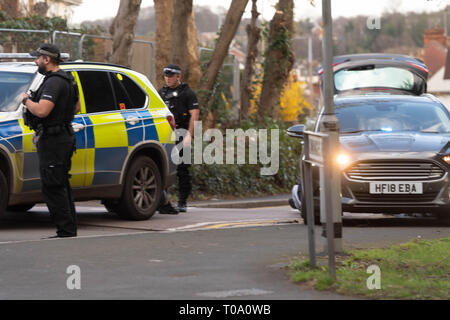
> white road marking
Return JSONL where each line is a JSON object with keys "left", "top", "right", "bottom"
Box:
{"left": 196, "top": 288, "right": 273, "bottom": 298}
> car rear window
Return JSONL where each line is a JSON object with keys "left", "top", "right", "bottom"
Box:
{"left": 334, "top": 67, "right": 415, "bottom": 92}
{"left": 0, "top": 72, "right": 34, "bottom": 112}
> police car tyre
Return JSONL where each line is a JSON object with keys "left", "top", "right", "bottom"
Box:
{"left": 0, "top": 171, "right": 8, "bottom": 218}
{"left": 116, "top": 156, "right": 162, "bottom": 220}
{"left": 6, "top": 204, "right": 35, "bottom": 212}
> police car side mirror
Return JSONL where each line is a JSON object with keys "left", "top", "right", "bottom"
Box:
{"left": 287, "top": 124, "right": 305, "bottom": 139}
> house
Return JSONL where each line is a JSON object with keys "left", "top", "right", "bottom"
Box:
{"left": 428, "top": 50, "right": 450, "bottom": 111}
{"left": 0, "top": 0, "right": 82, "bottom": 23}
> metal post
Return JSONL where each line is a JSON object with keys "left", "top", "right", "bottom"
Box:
{"left": 303, "top": 134, "right": 316, "bottom": 268}
{"left": 320, "top": 0, "right": 342, "bottom": 278}
{"left": 308, "top": 36, "right": 315, "bottom": 115}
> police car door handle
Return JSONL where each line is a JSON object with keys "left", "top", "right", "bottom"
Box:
{"left": 72, "top": 122, "right": 85, "bottom": 132}
{"left": 126, "top": 116, "right": 139, "bottom": 126}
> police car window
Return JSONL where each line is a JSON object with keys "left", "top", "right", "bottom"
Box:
{"left": 0, "top": 72, "right": 34, "bottom": 112}
{"left": 109, "top": 73, "right": 134, "bottom": 110}
{"left": 77, "top": 71, "right": 116, "bottom": 113}
{"left": 120, "top": 74, "right": 146, "bottom": 108}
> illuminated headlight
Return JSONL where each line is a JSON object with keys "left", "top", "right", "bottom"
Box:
{"left": 336, "top": 153, "right": 350, "bottom": 168}
{"left": 443, "top": 155, "right": 450, "bottom": 164}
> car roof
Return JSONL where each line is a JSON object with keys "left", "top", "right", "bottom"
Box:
{"left": 0, "top": 61, "right": 131, "bottom": 73}
{"left": 0, "top": 62, "right": 37, "bottom": 73}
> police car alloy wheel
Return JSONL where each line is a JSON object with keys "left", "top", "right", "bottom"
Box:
{"left": 115, "top": 156, "right": 162, "bottom": 220}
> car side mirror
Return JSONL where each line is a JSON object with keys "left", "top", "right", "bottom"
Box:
{"left": 287, "top": 124, "right": 305, "bottom": 139}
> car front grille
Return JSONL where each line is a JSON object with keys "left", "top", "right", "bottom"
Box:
{"left": 345, "top": 161, "right": 446, "bottom": 181}
{"left": 353, "top": 191, "right": 439, "bottom": 203}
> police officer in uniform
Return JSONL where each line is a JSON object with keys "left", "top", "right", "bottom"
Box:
{"left": 158, "top": 64, "right": 199, "bottom": 214}
{"left": 20, "top": 44, "right": 80, "bottom": 238}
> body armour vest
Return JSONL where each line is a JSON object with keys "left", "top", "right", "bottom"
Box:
{"left": 33, "top": 70, "right": 78, "bottom": 128}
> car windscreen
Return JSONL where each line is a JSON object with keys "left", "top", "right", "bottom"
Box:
{"left": 0, "top": 71, "right": 34, "bottom": 112}
{"left": 334, "top": 67, "right": 415, "bottom": 92}
{"left": 336, "top": 101, "right": 450, "bottom": 134}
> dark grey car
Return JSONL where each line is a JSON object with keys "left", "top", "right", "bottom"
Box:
{"left": 289, "top": 54, "right": 450, "bottom": 223}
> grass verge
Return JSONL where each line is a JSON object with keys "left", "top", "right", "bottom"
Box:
{"left": 289, "top": 237, "right": 450, "bottom": 299}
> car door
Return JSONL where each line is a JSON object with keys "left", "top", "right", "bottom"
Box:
{"left": 76, "top": 69, "right": 144, "bottom": 187}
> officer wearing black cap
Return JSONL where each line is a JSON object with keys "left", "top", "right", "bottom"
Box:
{"left": 158, "top": 64, "right": 199, "bottom": 214}
{"left": 20, "top": 43, "right": 80, "bottom": 238}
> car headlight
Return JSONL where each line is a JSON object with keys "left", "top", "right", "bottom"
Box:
{"left": 336, "top": 153, "right": 351, "bottom": 168}
{"left": 443, "top": 155, "right": 450, "bottom": 164}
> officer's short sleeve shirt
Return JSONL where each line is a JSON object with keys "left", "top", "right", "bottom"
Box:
{"left": 40, "top": 76, "right": 66, "bottom": 104}
{"left": 184, "top": 87, "right": 199, "bottom": 111}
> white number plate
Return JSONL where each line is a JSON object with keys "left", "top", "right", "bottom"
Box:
{"left": 369, "top": 182, "right": 423, "bottom": 194}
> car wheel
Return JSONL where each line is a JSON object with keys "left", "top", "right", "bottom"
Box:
{"left": 0, "top": 171, "right": 8, "bottom": 218}
{"left": 7, "top": 204, "right": 35, "bottom": 212}
{"left": 300, "top": 192, "right": 321, "bottom": 225}
{"left": 115, "top": 156, "right": 162, "bottom": 220}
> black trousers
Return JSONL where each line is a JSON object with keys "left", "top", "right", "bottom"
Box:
{"left": 177, "top": 162, "right": 191, "bottom": 204}
{"left": 37, "top": 130, "right": 77, "bottom": 236}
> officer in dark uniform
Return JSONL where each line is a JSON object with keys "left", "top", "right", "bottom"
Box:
{"left": 20, "top": 44, "right": 80, "bottom": 238}
{"left": 158, "top": 64, "right": 199, "bottom": 214}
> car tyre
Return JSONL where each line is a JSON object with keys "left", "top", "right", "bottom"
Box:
{"left": 115, "top": 156, "right": 162, "bottom": 220}
{"left": 6, "top": 204, "right": 35, "bottom": 212}
{"left": 0, "top": 171, "right": 8, "bottom": 218}
{"left": 300, "top": 192, "right": 321, "bottom": 225}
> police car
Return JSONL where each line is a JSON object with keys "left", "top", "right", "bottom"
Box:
{"left": 0, "top": 54, "right": 177, "bottom": 220}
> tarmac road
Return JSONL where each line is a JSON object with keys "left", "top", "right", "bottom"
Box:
{"left": 0, "top": 200, "right": 449, "bottom": 299}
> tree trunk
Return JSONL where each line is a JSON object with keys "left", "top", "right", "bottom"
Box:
{"left": 258, "top": 0, "right": 295, "bottom": 120}
{"left": 240, "top": 0, "right": 261, "bottom": 121}
{"left": 170, "top": 0, "right": 192, "bottom": 78}
{"left": 109, "top": 0, "right": 142, "bottom": 68}
{"left": 186, "top": 9, "right": 202, "bottom": 89}
{"left": 154, "top": 0, "right": 173, "bottom": 89}
{"left": 198, "top": 0, "right": 249, "bottom": 127}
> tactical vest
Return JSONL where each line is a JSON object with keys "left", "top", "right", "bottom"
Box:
{"left": 159, "top": 83, "right": 190, "bottom": 130}
{"left": 32, "top": 70, "right": 78, "bottom": 129}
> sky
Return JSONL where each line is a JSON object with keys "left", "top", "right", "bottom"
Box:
{"left": 71, "top": 0, "right": 449, "bottom": 25}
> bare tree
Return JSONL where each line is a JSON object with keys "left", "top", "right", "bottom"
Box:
{"left": 186, "top": 9, "right": 202, "bottom": 89}
{"left": 198, "top": 0, "right": 249, "bottom": 122}
{"left": 0, "top": 0, "right": 19, "bottom": 17}
{"left": 154, "top": 0, "right": 173, "bottom": 89}
{"left": 240, "top": 0, "right": 261, "bottom": 121}
{"left": 170, "top": 0, "right": 192, "bottom": 74}
{"left": 109, "top": 0, "right": 142, "bottom": 68}
{"left": 258, "top": 0, "right": 295, "bottom": 119}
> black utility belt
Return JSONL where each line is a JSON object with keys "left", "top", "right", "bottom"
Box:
{"left": 39, "top": 124, "right": 73, "bottom": 136}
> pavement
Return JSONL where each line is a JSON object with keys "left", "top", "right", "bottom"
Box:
{"left": 189, "top": 194, "right": 291, "bottom": 209}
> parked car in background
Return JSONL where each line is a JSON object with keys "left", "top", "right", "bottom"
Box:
{"left": 0, "top": 57, "right": 177, "bottom": 220}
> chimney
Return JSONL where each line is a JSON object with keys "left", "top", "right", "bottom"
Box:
{"left": 424, "top": 25, "right": 446, "bottom": 47}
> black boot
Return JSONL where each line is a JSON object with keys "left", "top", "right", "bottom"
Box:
{"left": 158, "top": 202, "right": 179, "bottom": 215}
{"left": 176, "top": 201, "right": 187, "bottom": 213}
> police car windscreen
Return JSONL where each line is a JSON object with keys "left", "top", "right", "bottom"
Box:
{"left": 0, "top": 72, "right": 34, "bottom": 112}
